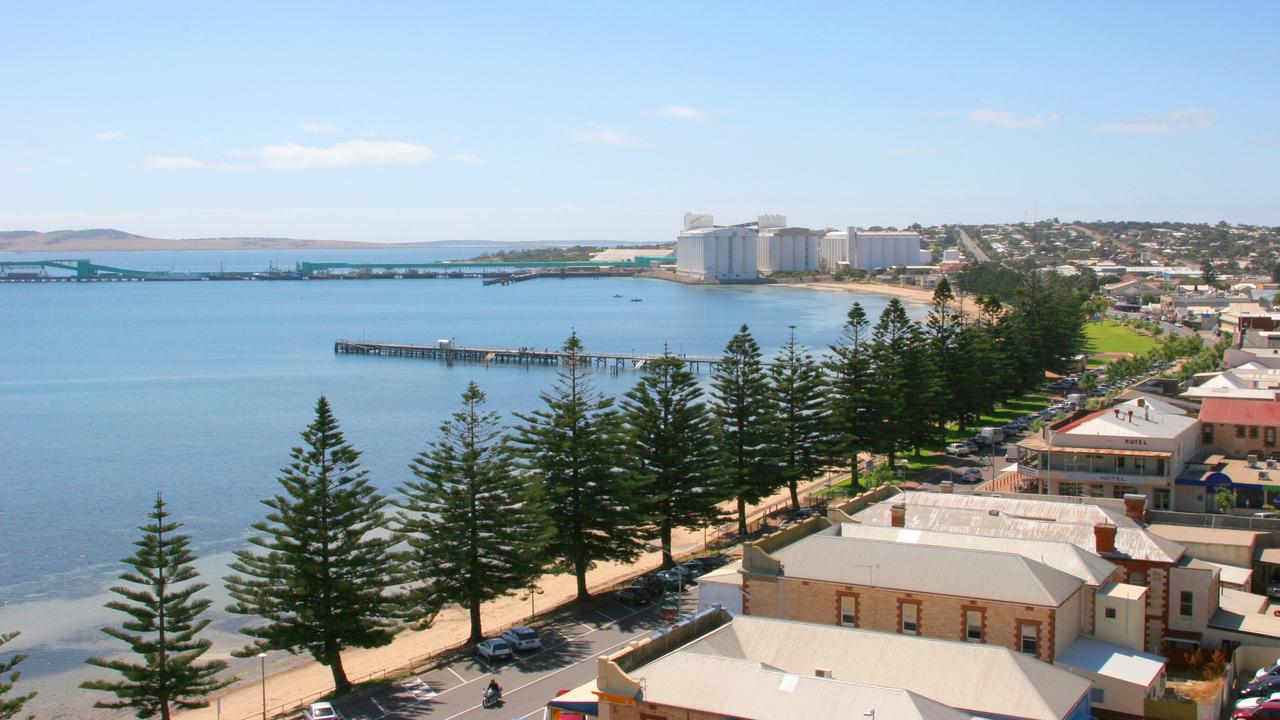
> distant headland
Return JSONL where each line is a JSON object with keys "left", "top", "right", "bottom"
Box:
{"left": 0, "top": 229, "right": 611, "bottom": 253}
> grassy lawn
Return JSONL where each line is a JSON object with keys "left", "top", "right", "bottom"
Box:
{"left": 942, "top": 391, "right": 1052, "bottom": 443}
{"left": 1085, "top": 320, "right": 1159, "bottom": 356}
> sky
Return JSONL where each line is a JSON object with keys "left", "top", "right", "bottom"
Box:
{"left": 1, "top": 1, "right": 1277, "bottom": 242}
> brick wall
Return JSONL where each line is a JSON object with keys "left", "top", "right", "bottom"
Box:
{"left": 1206, "top": 423, "right": 1280, "bottom": 458}
{"left": 605, "top": 700, "right": 727, "bottom": 720}
{"left": 741, "top": 573, "right": 1064, "bottom": 662}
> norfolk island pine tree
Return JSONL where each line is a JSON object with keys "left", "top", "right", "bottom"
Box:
{"left": 510, "top": 332, "right": 645, "bottom": 601}
{"left": 711, "top": 324, "right": 783, "bottom": 536}
{"left": 81, "top": 494, "right": 231, "bottom": 720}
{"left": 225, "top": 397, "right": 403, "bottom": 696}
{"left": 0, "top": 632, "right": 35, "bottom": 720}
{"left": 825, "top": 302, "right": 876, "bottom": 487}
{"left": 769, "top": 327, "right": 829, "bottom": 511}
{"left": 620, "top": 353, "right": 725, "bottom": 567}
{"left": 397, "top": 381, "right": 551, "bottom": 643}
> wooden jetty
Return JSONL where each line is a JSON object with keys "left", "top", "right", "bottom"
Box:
{"left": 334, "top": 339, "right": 725, "bottom": 372}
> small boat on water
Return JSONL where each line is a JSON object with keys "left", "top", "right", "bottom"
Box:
{"left": 630, "top": 298, "right": 643, "bottom": 302}
{"left": 613, "top": 293, "right": 624, "bottom": 298}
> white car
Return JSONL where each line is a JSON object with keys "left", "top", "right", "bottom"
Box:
{"left": 303, "top": 703, "right": 342, "bottom": 720}
{"left": 1237, "top": 692, "right": 1280, "bottom": 710}
{"left": 501, "top": 626, "right": 542, "bottom": 652}
{"left": 945, "top": 443, "right": 972, "bottom": 457}
{"left": 475, "top": 638, "right": 513, "bottom": 662}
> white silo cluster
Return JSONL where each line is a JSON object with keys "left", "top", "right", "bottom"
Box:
{"left": 676, "top": 213, "right": 928, "bottom": 281}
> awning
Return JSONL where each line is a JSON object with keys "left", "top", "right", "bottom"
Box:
{"left": 1260, "top": 548, "right": 1280, "bottom": 565}
{"left": 546, "top": 680, "right": 600, "bottom": 717}
{"left": 1017, "top": 436, "right": 1171, "bottom": 458}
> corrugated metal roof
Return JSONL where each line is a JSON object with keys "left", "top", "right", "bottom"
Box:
{"left": 851, "top": 492, "right": 1184, "bottom": 562}
{"left": 676, "top": 616, "right": 1089, "bottom": 720}
{"left": 769, "top": 535, "right": 1082, "bottom": 606}
{"left": 836, "top": 523, "right": 1117, "bottom": 587}
{"left": 631, "top": 653, "right": 982, "bottom": 720}
{"left": 1201, "top": 398, "right": 1280, "bottom": 425}
{"left": 1056, "top": 637, "right": 1165, "bottom": 688}
{"left": 1147, "top": 523, "right": 1266, "bottom": 548}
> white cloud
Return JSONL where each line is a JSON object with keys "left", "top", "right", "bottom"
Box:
{"left": 143, "top": 156, "right": 207, "bottom": 170}
{"left": 654, "top": 105, "right": 709, "bottom": 121}
{"left": 95, "top": 130, "right": 123, "bottom": 141}
{"left": 571, "top": 124, "right": 642, "bottom": 147}
{"left": 1092, "top": 108, "right": 1214, "bottom": 135}
{"left": 452, "top": 151, "right": 483, "bottom": 164}
{"left": 237, "top": 139, "right": 437, "bottom": 169}
{"left": 967, "top": 108, "right": 1061, "bottom": 128}
{"left": 299, "top": 122, "right": 342, "bottom": 135}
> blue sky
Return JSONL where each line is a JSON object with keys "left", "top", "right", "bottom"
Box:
{"left": 1, "top": 2, "right": 1277, "bottom": 242}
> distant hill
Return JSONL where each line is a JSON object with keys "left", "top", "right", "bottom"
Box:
{"left": 0, "top": 230, "right": 526, "bottom": 252}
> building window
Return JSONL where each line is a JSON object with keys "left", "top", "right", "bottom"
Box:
{"left": 1154, "top": 489, "right": 1170, "bottom": 510}
{"left": 1088, "top": 484, "right": 1106, "bottom": 498}
{"left": 1105, "top": 607, "right": 1117, "bottom": 619}
{"left": 1130, "top": 570, "right": 1147, "bottom": 586}
{"left": 1180, "top": 590, "right": 1194, "bottom": 617}
{"left": 965, "top": 609, "right": 984, "bottom": 642}
{"left": 839, "top": 594, "right": 858, "bottom": 628}
{"left": 1238, "top": 425, "right": 1247, "bottom": 438}
{"left": 1059, "top": 482, "right": 1082, "bottom": 497}
{"left": 1268, "top": 428, "right": 1277, "bottom": 447}
{"left": 1091, "top": 687, "right": 1106, "bottom": 704}
{"left": 1019, "top": 623, "right": 1039, "bottom": 656}
{"left": 900, "top": 601, "right": 919, "bottom": 635}
{"left": 1203, "top": 425, "right": 1214, "bottom": 443}
{"left": 1251, "top": 426, "right": 1261, "bottom": 439}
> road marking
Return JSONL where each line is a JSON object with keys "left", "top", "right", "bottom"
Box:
{"left": 438, "top": 630, "right": 656, "bottom": 720}
{"left": 592, "top": 608, "right": 620, "bottom": 622}
{"left": 445, "top": 666, "right": 466, "bottom": 683}
{"left": 549, "top": 627, "right": 575, "bottom": 642}
{"left": 370, "top": 698, "right": 387, "bottom": 716}
{"left": 574, "top": 620, "right": 593, "bottom": 632}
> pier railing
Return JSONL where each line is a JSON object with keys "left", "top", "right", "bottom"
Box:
{"left": 335, "top": 339, "right": 727, "bottom": 372}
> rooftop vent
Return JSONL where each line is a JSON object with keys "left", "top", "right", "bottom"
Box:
{"left": 815, "top": 668, "right": 833, "bottom": 679}
{"left": 1249, "top": 454, "right": 1260, "bottom": 468}
{"left": 1262, "top": 470, "right": 1271, "bottom": 482}
{"left": 988, "top": 509, "right": 1000, "bottom": 517}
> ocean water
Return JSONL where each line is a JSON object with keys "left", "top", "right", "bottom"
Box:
{"left": 0, "top": 249, "right": 914, "bottom": 713}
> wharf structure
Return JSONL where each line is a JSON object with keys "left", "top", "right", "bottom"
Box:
{"left": 334, "top": 339, "right": 726, "bottom": 372}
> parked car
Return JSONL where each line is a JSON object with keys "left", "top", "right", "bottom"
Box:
{"left": 637, "top": 573, "right": 667, "bottom": 592}
{"left": 501, "top": 626, "right": 542, "bottom": 652}
{"left": 1240, "top": 675, "right": 1280, "bottom": 699}
{"left": 475, "top": 638, "right": 514, "bottom": 662}
{"left": 1256, "top": 659, "right": 1280, "bottom": 679}
{"left": 304, "top": 703, "right": 342, "bottom": 720}
{"left": 959, "top": 468, "right": 983, "bottom": 484}
{"left": 617, "top": 585, "right": 650, "bottom": 605}
{"left": 945, "top": 442, "right": 972, "bottom": 457}
{"left": 1237, "top": 692, "right": 1280, "bottom": 711}
{"left": 679, "top": 561, "right": 705, "bottom": 579}
{"left": 1233, "top": 700, "right": 1280, "bottom": 719}
{"left": 694, "top": 554, "right": 731, "bottom": 572}
{"left": 971, "top": 434, "right": 993, "bottom": 448}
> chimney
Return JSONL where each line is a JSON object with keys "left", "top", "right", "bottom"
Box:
{"left": 1127, "top": 410, "right": 1134, "bottom": 423}
{"left": 1114, "top": 408, "right": 1121, "bottom": 418}
{"left": 939, "top": 480, "right": 955, "bottom": 494}
{"left": 1123, "top": 493, "right": 1147, "bottom": 522}
{"left": 890, "top": 503, "right": 907, "bottom": 528}
{"left": 1094, "top": 523, "right": 1117, "bottom": 553}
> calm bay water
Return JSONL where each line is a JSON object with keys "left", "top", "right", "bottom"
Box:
{"left": 0, "top": 248, "right": 912, "bottom": 713}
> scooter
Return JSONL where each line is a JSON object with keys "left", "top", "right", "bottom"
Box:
{"left": 482, "top": 685, "right": 503, "bottom": 709}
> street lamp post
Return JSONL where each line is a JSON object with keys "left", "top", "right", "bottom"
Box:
{"left": 258, "top": 653, "right": 267, "bottom": 720}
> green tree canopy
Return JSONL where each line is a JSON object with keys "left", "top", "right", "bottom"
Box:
{"left": 398, "top": 381, "right": 551, "bottom": 642}
{"left": 0, "top": 632, "right": 34, "bottom": 720}
{"left": 82, "top": 494, "right": 231, "bottom": 720}
{"left": 711, "top": 325, "right": 781, "bottom": 536}
{"left": 226, "top": 397, "right": 403, "bottom": 696}
{"left": 769, "top": 328, "right": 829, "bottom": 510}
{"left": 511, "top": 333, "right": 645, "bottom": 600}
{"left": 621, "top": 354, "right": 725, "bottom": 566}
{"left": 825, "top": 302, "right": 876, "bottom": 484}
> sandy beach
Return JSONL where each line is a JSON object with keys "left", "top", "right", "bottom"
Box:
{"left": 783, "top": 280, "right": 936, "bottom": 304}
{"left": 181, "top": 475, "right": 837, "bottom": 720}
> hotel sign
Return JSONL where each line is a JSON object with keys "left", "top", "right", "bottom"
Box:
{"left": 1123, "top": 439, "right": 1150, "bottom": 446}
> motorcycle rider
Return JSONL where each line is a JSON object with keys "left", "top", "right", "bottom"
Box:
{"left": 484, "top": 678, "right": 502, "bottom": 704}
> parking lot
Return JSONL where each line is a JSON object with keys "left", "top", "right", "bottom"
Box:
{"left": 328, "top": 586, "right": 699, "bottom": 720}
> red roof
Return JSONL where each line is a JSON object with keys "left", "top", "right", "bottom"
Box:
{"left": 1200, "top": 398, "right": 1280, "bottom": 426}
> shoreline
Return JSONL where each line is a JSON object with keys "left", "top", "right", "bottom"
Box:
{"left": 780, "top": 280, "right": 936, "bottom": 304}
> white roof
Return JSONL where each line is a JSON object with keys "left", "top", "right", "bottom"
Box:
{"left": 1147, "top": 524, "right": 1266, "bottom": 548}
{"left": 1219, "top": 588, "right": 1270, "bottom": 615}
{"left": 1059, "top": 396, "right": 1195, "bottom": 440}
{"left": 677, "top": 615, "right": 1090, "bottom": 720}
{"left": 851, "top": 491, "right": 1184, "bottom": 562}
{"left": 1056, "top": 637, "right": 1165, "bottom": 688}
{"left": 697, "top": 558, "right": 743, "bottom": 587}
{"left": 1183, "top": 366, "right": 1280, "bottom": 399}
{"left": 769, "top": 535, "right": 1082, "bottom": 606}
{"left": 836, "top": 523, "right": 1117, "bottom": 587}
{"left": 1204, "top": 562, "right": 1254, "bottom": 587}
{"left": 631, "top": 653, "right": 982, "bottom": 720}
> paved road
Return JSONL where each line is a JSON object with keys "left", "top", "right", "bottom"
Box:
{"left": 956, "top": 227, "right": 991, "bottom": 263}
{"left": 330, "top": 589, "right": 698, "bottom": 720}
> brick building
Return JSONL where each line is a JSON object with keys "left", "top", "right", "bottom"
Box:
{"left": 1198, "top": 397, "right": 1280, "bottom": 458}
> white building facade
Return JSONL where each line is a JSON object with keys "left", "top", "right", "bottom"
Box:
{"left": 755, "top": 215, "right": 822, "bottom": 274}
{"left": 850, "top": 230, "right": 929, "bottom": 270}
{"left": 674, "top": 213, "right": 758, "bottom": 281}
